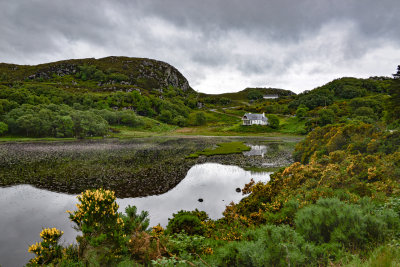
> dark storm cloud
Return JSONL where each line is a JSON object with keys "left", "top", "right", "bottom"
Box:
{"left": 131, "top": 0, "right": 400, "bottom": 40}
{"left": 0, "top": 0, "right": 399, "bottom": 93}
{"left": 0, "top": 1, "right": 113, "bottom": 61}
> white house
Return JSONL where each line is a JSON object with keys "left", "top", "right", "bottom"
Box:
{"left": 242, "top": 113, "right": 269, "bottom": 126}
{"left": 263, "top": 94, "right": 279, "bottom": 99}
{"left": 243, "top": 145, "right": 268, "bottom": 157}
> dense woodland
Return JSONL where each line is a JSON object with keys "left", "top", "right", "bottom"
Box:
{"left": 1, "top": 58, "right": 400, "bottom": 265}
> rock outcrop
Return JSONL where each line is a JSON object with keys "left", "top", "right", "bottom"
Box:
{"left": 0, "top": 56, "right": 193, "bottom": 93}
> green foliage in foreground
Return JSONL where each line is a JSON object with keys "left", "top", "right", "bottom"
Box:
{"left": 295, "top": 198, "right": 399, "bottom": 251}
{"left": 166, "top": 210, "right": 209, "bottom": 235}
{"left": 211, "top": 224, "right": 322, "bottom": 266}
{"left": 187, "top": 141, "right": 250, "bottom": 158}
{"left": 27, "top": 189, "right": 400, "bottom": 266}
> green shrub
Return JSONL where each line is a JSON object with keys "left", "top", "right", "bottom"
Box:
{"left": 247, "top": 90, "right": 263, "bottom": 100}
{"left": 67, "top": 189, "right": 125, "bottom": 264}
{"left": 173, "top": 115, "right": 187, "bottom": 127}
{"left": 318, "top": 108, "right": 335, "bottom": 126}
{"left": 108, "top": 73, "right": 129, "bottom": 82}
{"left": 120, "top": 205, "right": 150, "bottom": 234}
{"left": 343, "top": 244, "right": 400, "bottom": 267}
{"left": 166, "top": 210, "right": 207, "bottom": 235}
{"left": 295, "top": 198, "right": 400, "bottom": 250}
{"left": 0, "top": 121, "right": 8, "bottom": 135}
{"left": 28, "top": 228, "right": 64, "bottom": 265}
{"left": 264, "top": 199, "right": 300, "bottom": 225}
{"left": 194, "top": 112, "right": 207, "bottom": 126}
{"left": 296, "top": 107, "right": 308, "bottom": 119}
{"left": 167, "top": 232, "right": 207, "bottom": 256}
{"left": 158, "top": 110, "right": 173, "bottom": 124}
{"left": 117, "top": 110, "right": 143, "bottom": 127}
{"left": 267, "top": 114, "right": 280, "bottom": 129}
{"left": 212, "top": 224, "right": 323, "bottom": 267}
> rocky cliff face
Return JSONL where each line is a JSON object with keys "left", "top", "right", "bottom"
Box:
{"left": 0, "top": 56, "right": 193, "bottom": 92}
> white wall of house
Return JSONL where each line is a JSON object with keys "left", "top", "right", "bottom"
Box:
{"left": 242, "top": 113, "right": 269, "bottom": 126}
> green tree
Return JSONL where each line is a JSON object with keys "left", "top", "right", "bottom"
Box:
{"left": 76, "top": 64, "right": 98, "bottom": 81}
{"left": 0, "top": 122, "right": 8, "bottom": 135}
{"left": 353, "top": 107, "right": 376, "bottom": 120}
{"left": 158, "top": 110, "right": 173, "bottom": 124}
{"left": 194, "top": 112, "right": 207, "bottom": 126}
{"left": 97, "top": 109, "right": 118, "bottom": 125}
{"left": 0, "top": 99, "right": 18, "bottom": 115}
{"left": 136, "top": 96, "right": 154, "bottom": 117}
{"left": 318, "top": 108, "right": 335, "bottom": 126}
{"left": 247, "top": 90, "right": 263, "bottom": 100}
{"left": 108, "top": 73, "right": 129, "bottom": 82}
{"left": 0, "top": 72, "right": 8, "bottom": 81}
{"left": 173, "top": 115, "right": 187, "bottom": 127}
{"left": 16, "top": 114, "right": 40, "bottom": 136}
{"left": 267, "top": 114, "right": 279, "bottom": 129}
{"left": 393, "top": 65, "right": 400, "bottom": 79}
{"left": 296, "top": 107, "right": 308, "bottom": 119}
{"left": 118, "top": 110, "right": 142, "bottom": 127}
{"left": 93, "top": 70, "right": 106, "bottom": 81}
{"left": 386, "top": 78, "right": 400, "bottom": 122}
{"left": 54, "top": 115, "right": 74, "bottom": 137}
{"left": 71, "top": 111, "right": 109, "bottom": 138}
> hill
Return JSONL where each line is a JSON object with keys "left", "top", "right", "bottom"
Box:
{"left": 199, "top": 87, "right": 295, "bottom": 102}
{"left": 218, "top": 87, "right": 295, "bottom": 100}
{"left": 0, "top": 56, "right": 193, "bottom": 94}
{"left": 0, "top": 57, "right": 204, "bottom": 138}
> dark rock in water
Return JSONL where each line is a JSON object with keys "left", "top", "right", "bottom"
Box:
{"left": 198, "top": 198, "right": 203, "bottom": 202}
{"left": 236, "top": 188, "right": 241, "bottom": 193}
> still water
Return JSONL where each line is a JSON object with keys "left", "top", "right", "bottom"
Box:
{"left": 0, "top": 163, "right": 270, "bottom": 267}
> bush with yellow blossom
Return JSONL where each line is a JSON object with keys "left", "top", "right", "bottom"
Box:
{"left": 28, "top": 227, "right": 64, "bottom": 265}
{"left": 67, "top": 188, "right": 125, "bottom": 264}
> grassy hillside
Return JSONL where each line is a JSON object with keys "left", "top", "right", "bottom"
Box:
{"left": 0, "top": 56, "right": 194, "bottom": 93}
{"left": 0, "top": 57, "right": 203, "bottom": 139}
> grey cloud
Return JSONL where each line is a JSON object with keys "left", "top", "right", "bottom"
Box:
{"left": 0, "top": 0, "right": 114, "bottom": 62}
{"left": 129, "top": 0, "right": 400, "bottom": 40}
{"left": 0, "top": 0, "right": 399, "bottom": 93}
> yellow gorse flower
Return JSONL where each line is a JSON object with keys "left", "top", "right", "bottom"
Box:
{"left": 28, "top": 227, "right": 64, "bottom": 264}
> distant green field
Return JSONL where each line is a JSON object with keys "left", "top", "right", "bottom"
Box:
{"left": 279, "top": 116, "right": 307, "bottom": 134}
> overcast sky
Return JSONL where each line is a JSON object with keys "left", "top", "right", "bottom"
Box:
{"left": 1, "top": 0, "right": 399, "bottom": 94}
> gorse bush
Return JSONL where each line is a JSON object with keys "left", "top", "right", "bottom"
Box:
{"left": 295, "top": 198, "right": 400, "bottom": 250}
{"left": 212, "top": 224, "right": 323, "bottom": 267}
{"left": 166, "top": 210, "right": 208, "bottom": 235}
{"left": 28, "top": 228, "right": 64, "bottom": 265}
{"left": 67, "top": 189, "right": 125, "bottom": 264}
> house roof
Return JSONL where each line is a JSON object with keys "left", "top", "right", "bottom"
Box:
{"left": 243, "top": 113, "right": 268, "bottom": 121}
